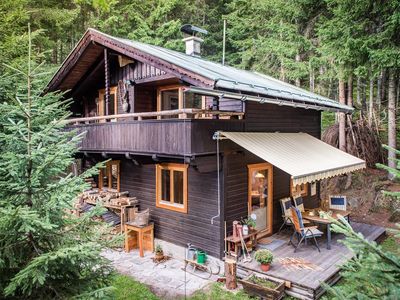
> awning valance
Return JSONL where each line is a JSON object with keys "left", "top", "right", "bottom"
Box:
{"left": 216, "top": 132, "right": 366, "bottom": 186}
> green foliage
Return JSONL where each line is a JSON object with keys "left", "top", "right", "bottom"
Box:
{"left": 254, "top": 249, "right": 274, "bottom": 265}
{"left": 111, "top": 274, "right": 159, "bottom": 300}
{"left": 189, "top": 283, "right": 253, "bottom": 300}
{"left": 327, "top": 218, "right": 400, "bottom": 299}
{"left": 377, "top": 145, "right": 400, "bottom": 198}
{"left": 0, "top": 28, "right": 118, "bottom": 299}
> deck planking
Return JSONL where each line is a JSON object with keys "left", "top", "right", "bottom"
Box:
{"left": 238, "top": 222, "right": 386, "bottom": 299}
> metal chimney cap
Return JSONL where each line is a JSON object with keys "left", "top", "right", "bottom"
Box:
{"left": 180, "top": 24, "right": 208, "bottom": 36}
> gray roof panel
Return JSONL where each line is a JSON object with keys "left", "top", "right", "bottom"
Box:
{"left": 92, "top": 28, "right": 351, "bottom": 112}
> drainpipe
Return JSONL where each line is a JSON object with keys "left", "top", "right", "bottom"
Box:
{"left": 211, "top": 135, "right": 221, "bottom": 225}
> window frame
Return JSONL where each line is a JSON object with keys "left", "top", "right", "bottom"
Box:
{"left": 99, "top": 160, "right": 120, "bottom": 192}
{"left": 290, "top": 179, "right": 308, "bottom": 197}
{"left": 156, "top": 163, "right": 188, "bottom": 213}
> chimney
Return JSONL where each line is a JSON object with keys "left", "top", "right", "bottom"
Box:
{"left": 180, "top": 24, "right": 208, "bottom": 57}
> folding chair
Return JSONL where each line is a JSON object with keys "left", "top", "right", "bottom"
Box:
{"left": 292, "top": 195, "right": 311, "bottom": 225}
{"left": 278, "top": 197, "right": 293, "bottom": 233}
{"left": 289, "top": 207, "right": 323, "bottom": 252}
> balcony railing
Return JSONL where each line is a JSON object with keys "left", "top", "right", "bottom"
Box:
{"left": 65, "top": 109, "right": 244, "bottom": 125}
{"left": 64, "top": 109, "right": 244, "bottom": 155}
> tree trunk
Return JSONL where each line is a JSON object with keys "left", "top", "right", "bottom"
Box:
{"left": 356, "top": 77, "right": 361, "bottom": 106}
{"left": 387, "top": 70, "right": 397, "bottom": 180}
{"left": 310, "top": 64, "right": 315, "bottom": 92}
{"left": 338, "top": 78, "right": 346, "bottom": 151}
{"left": 225, "top": 259, "right": 237, "bottom": 290}
{"left": 295, "top": 53, "right": 301, "bottom": 87}
{"left": 368, "top": 78, "right": 374, "bottom": 125}
{"left": 347, "top": 74, "right": 353, "bottom": 107}
{"left": 361, "top": 79, "right": 367, "bottom": 117}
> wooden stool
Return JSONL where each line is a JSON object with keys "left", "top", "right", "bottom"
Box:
{"left": 124, "top": 222, "right": 154, "bottom": 257}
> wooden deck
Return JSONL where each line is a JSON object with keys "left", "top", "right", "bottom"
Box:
{"left": 237, "top": 222, "right": 386, "bottom": 299}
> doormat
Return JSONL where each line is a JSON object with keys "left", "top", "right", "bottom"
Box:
{"left": 257, "top": 239, "right": 286, "bottom": 251}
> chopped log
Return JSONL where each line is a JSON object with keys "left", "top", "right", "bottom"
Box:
{"left": 225, "top": 258, "right": 237, "bottom": 290}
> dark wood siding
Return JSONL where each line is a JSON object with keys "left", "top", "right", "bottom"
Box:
{"left": 120, "top": 159, "right": 222, "bottom": 258}
{"left": 245, "top": 102, "right": 321, "bottom": 138}
{"left": 223, "top": 102, "right": 322, "bottom": 234}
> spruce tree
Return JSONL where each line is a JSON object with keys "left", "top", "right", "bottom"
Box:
{"left": 0, "top": 26, "right": 116, "bottom": 299}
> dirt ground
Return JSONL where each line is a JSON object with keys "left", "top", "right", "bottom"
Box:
{"left": 320, "top": 168, "right": 400, "bottom": 229}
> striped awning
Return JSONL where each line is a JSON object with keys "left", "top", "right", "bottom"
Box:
{"left": 217, "top": 132, "right": 366, "bottom": 186}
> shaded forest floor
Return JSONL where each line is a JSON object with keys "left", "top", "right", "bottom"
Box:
{"left": 321, "top": 168, "right": 400, "bottom": 229}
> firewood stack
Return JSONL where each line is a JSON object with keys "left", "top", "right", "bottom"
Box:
{"left": 80, "top": 190, "right": 139, "bottom": 207}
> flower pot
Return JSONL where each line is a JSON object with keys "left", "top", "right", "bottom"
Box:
{"left": 260, "top": 263, "right": 270, "bottom": 272}
{"left": 155, "top": 252, "right": 164, "bottom": 261}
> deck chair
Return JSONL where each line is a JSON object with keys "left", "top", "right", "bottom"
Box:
{"left": 329, "top": 195, "right": 347, "bottom": 211}
{"left": 278, "top": 197, "right": 293, "bottom": 233}
{"left": 289, "top": 207, "right": 323, "bottom": 252}
{"left": 292, "top": 195, "right": 311, "bottom": 225}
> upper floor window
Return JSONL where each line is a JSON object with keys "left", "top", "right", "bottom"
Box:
{"left": 156, "top": 163, "right": 188, "bottom": 213}
{"left": 99, "top": 160, "right": 120, "bottom": 191}
{"left": 98, "top": 86, "right": 118, "bottom": 120}
{"left": 157, "top": 85, "right": 204, "bottom": 116}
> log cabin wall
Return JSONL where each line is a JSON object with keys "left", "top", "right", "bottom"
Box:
{"left": 244, "top": 101, "right": 321, "bottom": 138}
{"left": 119, "top": 158, "right": 223, "bottom": 258}
{"left": 223, "top": 102, "right": 322, "bottom": 234}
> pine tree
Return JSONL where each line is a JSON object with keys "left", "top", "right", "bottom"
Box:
{"left": 0, "top": 26, "right": 117, "bottom": 299}
{"left": 326, "top": 219, "right": 400, "bottom": 299}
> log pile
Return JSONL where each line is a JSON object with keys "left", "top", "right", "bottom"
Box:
{"left": 78, "top": 189, "right": 138, "bottom": 207}
{"left": 322, "top": 118, "right": 384, "bottom": 167}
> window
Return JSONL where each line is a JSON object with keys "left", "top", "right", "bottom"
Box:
{"left": 291, "top": 180, "right": 308, "bottom": 197}
{"left": 99, "top": 160, "right": 120, "bottom": 191}
{"left": 156, "top": 163, "right": 188, "bottom": 213}
{"left": 98, "top": 86, "right": 118, "bottom": 121}
{"left": 157, "top": 85, "right": 205, "bottom": 118}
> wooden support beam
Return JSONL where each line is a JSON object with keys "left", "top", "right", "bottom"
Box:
{"left": 104, "top": 48, "right": 110, "bottom": 116}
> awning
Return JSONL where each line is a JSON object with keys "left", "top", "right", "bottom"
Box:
{"left": 216, "top": 132, "right": 366, "bottom": 186}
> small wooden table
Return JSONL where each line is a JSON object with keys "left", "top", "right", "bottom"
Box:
{"left": 225, "top": 231, "right": 258, "bottom": 258}
{"left": 302, "top": 209, "right": 350, "bottom": 250}
{"left": 124, "top": 222, "right": 154, "bottom": 257}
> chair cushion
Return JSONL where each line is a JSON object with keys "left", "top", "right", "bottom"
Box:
{"left": 305, "top": 227, "right": 323, "bottom": 237}
{"left": 294, "top": 207, "right": 304, "bottom": 228}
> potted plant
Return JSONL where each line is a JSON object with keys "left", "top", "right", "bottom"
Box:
{"left": 241, "top": 217, "right": 257, "bottom": 232}
{"left": 254, "top": 249, "right": 273, "bottom": 272}
{"left": 154, "top": 244, "right": 164, "bottom": 261}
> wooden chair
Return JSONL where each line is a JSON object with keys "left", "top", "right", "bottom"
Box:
{"left": 289, "top": 207, "right": 323, "bottom": 252}
{"left": 329, "top": 195, "right": 347, "bottom": 211}
{"left": 278, "top": 197, "right": 293, "bottom": 233}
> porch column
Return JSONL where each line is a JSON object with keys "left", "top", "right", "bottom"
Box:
{"left": 104, "top": 48, "right": 110, "bottom": 116}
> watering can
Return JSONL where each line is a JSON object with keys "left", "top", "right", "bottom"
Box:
{"left": 196, "top": 250, "right": 207, "bottom": 264}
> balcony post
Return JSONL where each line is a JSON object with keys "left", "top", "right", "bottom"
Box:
{"left": 104, "top": 48, "right": 110, "bottom": 116}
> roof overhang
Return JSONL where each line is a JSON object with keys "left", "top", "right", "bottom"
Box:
{"left": 185, "top": 86, "right": 353, "bottom": 113}
{"left": 214, "top": 131, "right": 366, "bottom": 186}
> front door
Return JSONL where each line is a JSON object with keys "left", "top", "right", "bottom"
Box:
{"left": 248, "top": 163, "right": 273, "bottom": 235}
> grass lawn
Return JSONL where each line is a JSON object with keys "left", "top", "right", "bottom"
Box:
{"left": 112, "top": 274, "right": 159, "bottom": 300}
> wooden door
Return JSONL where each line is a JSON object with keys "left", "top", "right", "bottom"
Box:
{"left": 248, "top": 163, "right": 273, "bottom": 235}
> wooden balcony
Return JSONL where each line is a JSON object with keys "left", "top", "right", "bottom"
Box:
{"left": 65, "top": 109, "right": 244, "bottom": 156}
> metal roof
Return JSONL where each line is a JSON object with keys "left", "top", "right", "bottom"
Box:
{"left": 86, "top": 29, "right": 353, "bottom": 112}
{"left": 216, "top": 131, "right": 366, "bottom": 186}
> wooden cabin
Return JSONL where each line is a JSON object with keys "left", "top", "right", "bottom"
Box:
{"left": 47, "top": 28, "right": 365, "bottom": 259}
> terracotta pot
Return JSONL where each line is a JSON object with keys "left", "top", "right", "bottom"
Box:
{"left": 260, "top": 263, "right": 270, "bottom": 272}
{"left": 155, "top": 252, "right": 164, "bottom": 261}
